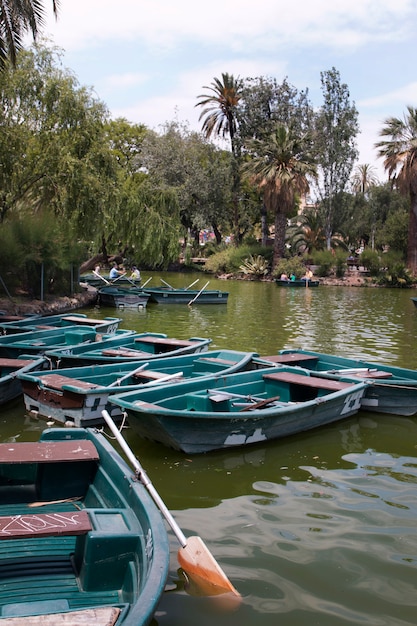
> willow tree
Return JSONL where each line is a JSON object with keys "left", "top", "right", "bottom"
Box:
{"left": 376, "top": 106, "right": 417, "bottom": 274}
{"left": 243, "top": 124, "right": 317, "bottom": 269}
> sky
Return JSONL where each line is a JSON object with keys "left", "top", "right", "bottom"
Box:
{"left": 40, "top": 0, "right": 417, "bottom": 181}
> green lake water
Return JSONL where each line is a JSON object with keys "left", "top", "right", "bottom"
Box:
{"left": 2, "top": 272, "right": 417, "bottom": 625}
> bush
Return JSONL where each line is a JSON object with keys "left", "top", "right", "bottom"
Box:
{"left": 360, "top": 249, "right": 381, "bottom": 275}
{"left": 311, "top": 250, "right": 334, "bottom": 277}
{"left": 204, "top": 245, "right": 273, "bottom": 275}
{"left": 273, "top": 257, "right": 307, "bottom": 279}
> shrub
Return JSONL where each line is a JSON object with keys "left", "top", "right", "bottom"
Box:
{"left": 239, "top": 255, "right": 269, "bottom": 277}
{"left": 311, "top": 250, "right": 334, "bottom": 277}
{"left": 360, "top": 249, "right": 381, "bottom": 276}
{"left": 273, "top": 257, "right": 306, "bottom": 279}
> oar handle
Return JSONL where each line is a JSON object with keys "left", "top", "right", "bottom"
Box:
{"left": 101, "top": 410, "right": 187, "bottom": 547}
{"left": 93, "top": 270, "right": 110, "bottom": 284}
{"left": 108, "top": 362, "right": 150, "bottom": 388}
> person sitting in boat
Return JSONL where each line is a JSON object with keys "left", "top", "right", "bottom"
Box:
{"left": 280, "top": 273, "right": 288, "bottom": 281}
{"left": 290, "top": 273, "right": 296, "bottom": 281}
{"left": 109, "top": 263, "right": 125, "bottom": 280}
{"left": 130, "top": 266, "right": 141, "bottom": 280}
{"left": 301, "top": 268, "right": 313, "bottom": 281}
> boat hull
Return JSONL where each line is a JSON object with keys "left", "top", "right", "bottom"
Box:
{"left": 0, "top": 314, "right": 121, "bottom": 336}
{"left": 144, "top": 288, "right": 229, "bottom": 304}
{"left": 275, "top": 279, "right": 319, "bottom": 287}
{"left": 98, "top": 287, "right": 150, "bottom": 309}
{"left": 267, "top": 349, "right": 417, "bottom": 415}
{"left": 110, "top": 368, "right": 367, "bottom": 453}
{"left": 20, "top": 350, "right": 266, "bottom": 427}
{"left": 47, "top": 333, "right": 211, "bottom": 368}
{"left": 0, "top": 356, "right": 48, "bottom": 405}
{"left": 0, "top": 427, "right": 169, "bottom": 625}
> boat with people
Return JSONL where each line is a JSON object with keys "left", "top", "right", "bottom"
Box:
{"left": 108, "top": 367, "right": 368, "bottom": 453}
{"left": 275, "top": 278, "right": 319, "bottom": 287}
{"left": 0, "top": 326, "right": 134, "bottom": 359}
{"left": 0, "top": 427, "right": 170, "bottom": 625}
{"left": 0, "top": 313, "right": 122, "bottom": 335}
{"left": 261, "top": 349, "right": 417, "bottom": 415}
{"left": 98, "top": 285, "right": 151, "bottom": 309}
{"left": 19, "top": 349, "right": 273, "bottom": 427}
{"left": 0, "top": 355, "right": 48, "bottom": 405}
{"left": 47, "top": 332, "right": 211, "bottom": 368}
{"left": 79, "top": 272, "right": 142, "bottom": 288}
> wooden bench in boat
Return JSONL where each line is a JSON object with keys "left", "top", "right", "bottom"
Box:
{"left": 196, "top": 356, "right": 237, "bottom": 365}
{"left": 61, "top": 315, "right": 105, "bottom": 326}
{"left": 134, "top": 336, "right": 196, "bottom": 348}
{"left": 0, "top": 440, "right": 99, "bottom": 465}
{"left": 132, "top": 369, "right": 181, "bottom": 381}
{"left": 262, "top": 371, "right": 353, "bottom": 390}
{"left": 261, "top": 354, "right": 319, "bottom": 364}
{"left": 37, "top": 374, "right": 100, "bottom": 391}
{"left": 0, "top": 510, "right": 91, "bottom": 539}
{"left": 0, "top": 358, "right": 36, "bottom": 369}
{"left": 101, "top": 348, "right": 148, "bottom": 357}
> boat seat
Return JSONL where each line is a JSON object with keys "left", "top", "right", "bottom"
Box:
{"left": 0, "top": 510, "right": 91, "bottom": 540}
{"left": 101, "top": 348, "right": 148, "bottom": 357}
{"left": 196, "top": 356, "right": 236, "bottom": 365}
{"left": 38, "top": 373, "right": 100, "bottom": 391}
{"left": 0, "top": 441, "right": 99, "bottom": 502}
{"left": 0, "top": 440, "right": 99, "bottom": 464}
{"left": 261, "top": 354, "right": 319, "bottom": 364}
{"left": 134, "top": 336, "right": 196, "bottom": 347}
{"left": 262, "top": 371, "right": 353, "bottom": 390}
{"left": 0, "top": 358, "right": 35, "bottom": 369}
{"left": 132, "top": 370, "right": 180, "bottom": 381}
{"left": 61, "top": 315, "right": 103, "bottom": 326}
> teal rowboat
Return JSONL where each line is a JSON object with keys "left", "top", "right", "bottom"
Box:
{"left": 0, "top": 313, "right": 122, "bottom": 336}
{"left": 109, "top": 367, "right": 367, "bottom": 453}
{"left": 0, "top": 356, "right": 48, "bottom": 405}
{"left": 262, "top": 349, "right": 417, "bottom": 415}
{"left": 0, "top": 327, "right": 134, "bottom": 359}
{"left": 275, "top": 279, "right": 319, "bottom": 287}
{"left": 19, "top": 350, "right": 272, "bottom": 427}
{"left": 47, "top": 333, "right": 211, "bottom": 368}
{"left": 0, "top": 427, "right": 169, "bottom": 625}
{"left": 98, "top": 286, "right": 151, "bottom": 309}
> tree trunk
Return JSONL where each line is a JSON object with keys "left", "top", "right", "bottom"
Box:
{"left": 261, "top": 203, "right": 268, "bottom": 246}
{"left": 272, "top": 211, "right": 287, "bottom": 269}
{"left": 407, "top": 191, "right": 417, "bottom": 275}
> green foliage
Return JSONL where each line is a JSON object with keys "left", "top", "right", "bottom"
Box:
{"left": 334, "top": 250, "right": 347, "bottom": 277}
{"left": 311, "top": 250, "right": 335, "bottom": 276}
{"left": 273, "top": 257, "right": 307, "bottom": 279}
{"left": 377, "top": 263, "right": 413, "bottom": 287}
{"left": 239, "top": 254, "right": 269, "bottom": 277}
{"left": 204, "top": 244, "right": 271, "bottom": 274}
{"left": 359, "top": 249, "right": 382, "bottom": 275}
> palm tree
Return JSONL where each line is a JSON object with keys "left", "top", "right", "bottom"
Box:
{"left": 196, "top": 73, "right": 243, "bottom": 243}
{"left": 351, "top": 163, "right": 379, "bottom": 195}
{"left": 375, "top": 106, "right": 417, "bottom": 273}
{"left": 286, "top": 208, "right": 347, "bottom": 254}
{"left": 0, "top": 0, "right": 59, "bottom": 68}
{"left": 243, "top": 123, "right": 317, "bottom": 269}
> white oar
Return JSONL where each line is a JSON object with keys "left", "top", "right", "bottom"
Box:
{"left": 108, "top": 362, "right": 150, "bottom": 388}
{"left": 141, "top": 277, "right": 152, "bottom": 288}
{"left": 321, "top": 367, "right": 375, "bottom": 375}
{"left": 161, "top": 279, "right": 174, "bottom": 289}
{"left": 188, "top": 281, "right": 210, "bottom": 306}
{"left": 93, "top": 270, "right": 110, "bottom": 285}
{"left": 184, "top": 279, "right": 199, "bottom": 290}
{"left": 141, "top": 371, "right": 183, "bottom": 386}
{"left": 101, "top": 410, "right": 240, "bottom": 599}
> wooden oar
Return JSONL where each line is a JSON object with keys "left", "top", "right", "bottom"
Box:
{"left": 101, "top": 410, "right": 240, "bottom": 599}
{"left": 161, "top": 279, "right": 174, "bottom": 289}
{"left": 188, "top": 281, "right": 210, "bottom": 306}
{"left": 141, "top": 277, "right": 152, "bottom": 288}
{"left": 108, "top": 362, "right": 150, "bottom": 387}
{"left": 141, "top": 371, "right": 183, "bottom": 386}
{"left": 93, "top": 270, "right": 110, "bottom": 285}
{"left": 184, "top": 279, "right": 199, "bottom": 290}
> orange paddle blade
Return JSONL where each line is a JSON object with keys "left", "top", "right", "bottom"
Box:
{"left": 177, "top": 535, "right": 241, "bottom": 598}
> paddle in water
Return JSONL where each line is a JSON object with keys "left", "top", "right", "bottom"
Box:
{"left": 101, "top": 410, "right": 241, "bottom": 602}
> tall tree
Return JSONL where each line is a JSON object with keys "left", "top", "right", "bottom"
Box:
{"left": 375, "top": 106, "right": 417, "bottom": 273}
{"left": 0, "top": 0, "right": 59, "bottom": 68}
{"left": 313, "top": 67, "right": 359, "bottom": 249}
{"left": 351, "top": 163, "right": 379, "bottom": 195}
{"left": 196, "top": 73, "right": 243, "bottom": 243}
{"left": 242, "top": 123, "right": 316, "bottom": 268}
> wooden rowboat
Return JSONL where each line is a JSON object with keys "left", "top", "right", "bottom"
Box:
{"left": 98, "top": 286, "right": 151, "bottom": 309}
{"left": 108, "top": 367, "right": 368, "bottom": 453}
{"left": 275, "top": 279, "right": 320, "bottom": 287}
{"left": 19, "top": 350, "right": 272, "bottom": 427}
{"left": 0, "top": 313, "right": 122, "bottom": 336}
{"left": 0, "top": 356, "right": 48, "bottom": 405}
{"left": 261, "top": 349, "right": 417, "bottom": 415}
{"left": 47, "top": 333, "right": 211, "bottom": 369}
{"left": 0, "top": 427, "right": 169, "bottom": 625}
{"left": 0, "top": 327, "right": 134, "bottom": 360}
